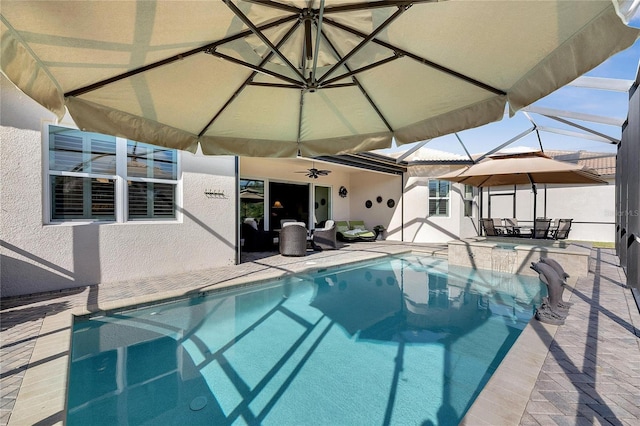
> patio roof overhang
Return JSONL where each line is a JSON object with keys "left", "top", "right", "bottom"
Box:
{"left": 317, "top": 152, "right": 407, "bottom": 175}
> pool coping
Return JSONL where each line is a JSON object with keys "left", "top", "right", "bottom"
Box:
{"left": 9, "top": 247, "right": 547, "bottom": 425}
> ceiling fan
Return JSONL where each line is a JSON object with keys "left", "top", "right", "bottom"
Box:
{"left": 296, "top": 162, "right": 331, "bottom": 179}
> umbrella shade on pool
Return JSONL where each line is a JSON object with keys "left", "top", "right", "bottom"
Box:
{"left": 1, "top": 1, "right": 638, "bottom": 157}
{"left": 436, "top": 151, "right": 608, "bottom": 188}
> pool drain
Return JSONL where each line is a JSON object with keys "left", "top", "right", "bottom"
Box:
{"left": 190, "top": 396, "right": 207, "bottom": 411}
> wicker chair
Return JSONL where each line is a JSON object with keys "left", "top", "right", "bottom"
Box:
{"left": 279, "top": 222, "right": 308, "bottom": 256}
{"left": 312, "top": 220, "right": 338, "bottom": 250}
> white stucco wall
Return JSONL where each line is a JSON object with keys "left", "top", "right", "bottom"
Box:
{"left": 348, "top": 172, "right": 403, "bottom": 240}
{"left": 401, "top": 165, "right": 474, "bottom": 243}
{"left": 1, "top": 76, "right": 237, "bottom": 297}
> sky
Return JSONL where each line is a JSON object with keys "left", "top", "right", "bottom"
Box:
{"left": 384, "top": 12, "right": 640, "bottom": 157}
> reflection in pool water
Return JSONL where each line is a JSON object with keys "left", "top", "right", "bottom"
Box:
{"left": 67, "top": 255, "right": 544, "bottom": 425}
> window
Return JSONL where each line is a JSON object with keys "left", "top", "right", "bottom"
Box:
{"left": 428, "top": 180, "right": 450, "bottom": 216}
{"left": 47, "top": 125, "right": 178, "bottom": 222}
{"left": 463, "top": 184, "right": 475, "bottom": 217}
{"left": 127, "top": 141, "right": 177, "bottom": 219}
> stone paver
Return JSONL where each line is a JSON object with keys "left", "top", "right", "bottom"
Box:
{"left": 517, "top": 248, "right": 640, "bottom": 425}
{"left": 1, "top": 243, "right": 638, "bottom": 426}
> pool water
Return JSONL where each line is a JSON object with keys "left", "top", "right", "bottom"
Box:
{"left": 67, "top": 255, "right": 544, "bottom": 425}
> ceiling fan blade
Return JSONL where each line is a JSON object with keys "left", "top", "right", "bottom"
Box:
{"left": 295, "top": 165, "right": 330, "bottom": 178}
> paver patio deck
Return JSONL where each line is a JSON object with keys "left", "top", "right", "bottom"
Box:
{"left": 1, "top": 242, "right": 638, "bottom": 425}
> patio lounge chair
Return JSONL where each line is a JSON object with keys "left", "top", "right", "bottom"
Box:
{"left": 503, "top": 218, "right": 522, "bottom": 236}
{"left": 348, "top": 221, "right": 377, "bottom": 241}
{"left": 279, "top": 222, "right": 308, "bottom": 256}
{"left": 550, "top": 219, "right": 572, "bottom": 240}
{"left": 335, "top": 220, "right": 376, "bottom": 242}
{"left": 532, "top": 218, "right": 552, "bottom": 239}
{"left": 312, "top": 220, "right": 338, "bottom": 250}
{"left": 481, "top": 218, "right": 503, "bottom": 236}
{"left": 335, "top": 221, "right": 354, "bottom": 241}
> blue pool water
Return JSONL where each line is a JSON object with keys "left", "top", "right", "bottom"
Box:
{"left": 67, "top": 255, "right": 544, "bottom": 425}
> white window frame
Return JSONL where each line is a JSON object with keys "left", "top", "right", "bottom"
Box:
{"left": 428, "top": 179, "right": 450, "bottom": 217}
{"left": 44, "top": 123, "right": 181, "bottom": 224}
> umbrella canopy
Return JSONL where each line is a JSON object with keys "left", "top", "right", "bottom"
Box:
{"left": 437, "top": 151, "right": 609, "bottom": 187}
{"left": 240, "top": 188, "right": 265, "bottom": 201}
{"left": 437, "top": 150, "right": 608, "bottom": 224}
{"left": 1, "top": 1, "right": 638, "bottom": 157}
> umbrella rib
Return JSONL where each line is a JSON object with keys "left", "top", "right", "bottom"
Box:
{"left": 476, "top": 176, "right": 492, "bottom": 187}
{"left": 242, "top": 0, "right": 301, "bottom": 14}
{"left": 322, "top": 18, "right": 505, "bottom": 96}
{"left": 310, "top": 0, "right": 326, "bottom": 83}
{"left": 320, "top": 28, "right": 394, "bottom": 132}
{"left": 322, "top": 0, "right": 437, "bottom": 14}
{"left": 321, "top": 55, "right": 401, "bottom": 87}
{"left": 64, "top": 15, "right": 298, "bottom": 98}
{"left": 206, "top": 51, "right": 302, "bottom": 86}
{"left": 247, "top": 82, "right": 303, "bottom": 89}
{"left": 199, "top": 20, "right": 302, "bottom": 138}
{"left": 317, "top": 6, "right": 408, "bottom": 85}
{"left": 222, "top": 0, "right": 306, "bottom": 82}
{"left": 248, "top": 82, "right": 357, "bottom": 89}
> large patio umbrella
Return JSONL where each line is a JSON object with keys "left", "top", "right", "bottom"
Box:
{"left": 1, "top": 1, "right": 638, "bottom": 157}
{"left": 437, "top": 150, "right": 608, "bottom": 221}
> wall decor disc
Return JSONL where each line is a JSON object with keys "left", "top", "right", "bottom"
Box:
{"left": 376, "top": 196, "right": 383, "bottom": 203}
{"left": 387, "top": 199, "right": 395, "bottom": 208}
{"left": 339, "top": 186, "right": 348, "bottom": 198}
{"left": 365, "top": 200, "right": 372, "bottom": 208}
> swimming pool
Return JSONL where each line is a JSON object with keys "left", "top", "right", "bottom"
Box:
{"left": 67, "top": 254, "right": 544, "bottom": 425}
